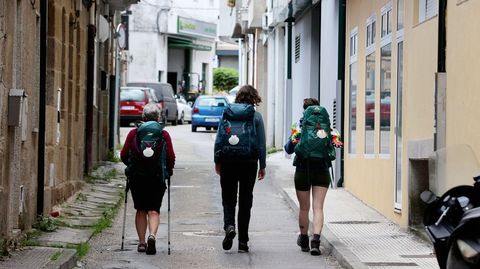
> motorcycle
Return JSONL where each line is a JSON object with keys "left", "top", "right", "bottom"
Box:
{"left": 421, "top": 145, "right": 480, "bottom": 269}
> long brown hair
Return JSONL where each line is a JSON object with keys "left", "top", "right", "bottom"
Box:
{"left": 303, "top": 98, "right": 319, "bottom": 110}
{"left": 235, "top": 85, "right": 262, "bottom": 106}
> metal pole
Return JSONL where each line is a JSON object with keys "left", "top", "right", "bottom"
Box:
{"left": 85, "top": 7, "right": 96, "bottom": 173}
{"left": 120, "top": 181, "right": 129, "bottom": 250}
{"left": 37, "top": 0, "right": 48, "bottom": 216}
{"left": 114, "top": 26, "right": 121, "bottom": 149}
{"left": 285, "top": 5, "right": 294, "bottom": 143}
{"left": 167, "top": 176, "right": 171, "bottom": 255}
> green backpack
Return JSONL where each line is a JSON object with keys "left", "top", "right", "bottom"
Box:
{"left": 128, "top": 121, "right": 168, "bottom": 178}
{"left": 294, "top": 105, "right": 336, "bottom": 161}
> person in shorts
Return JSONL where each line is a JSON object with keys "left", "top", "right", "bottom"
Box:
{"left": 284, "top": 98, "right": 331, "bottom": 256}
{"left": 121, "top": 104, "right": 175, "bottom": 255}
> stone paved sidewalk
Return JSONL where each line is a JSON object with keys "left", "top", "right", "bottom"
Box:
{"left": 268, "top": 152, "right": 439, "bottom": 269}
{"left": 0, "top": 162, "right": 126, "bottom": 269}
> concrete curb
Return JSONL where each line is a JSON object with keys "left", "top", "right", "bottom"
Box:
{"left": 279, "top": 187, "right": 368, "bottom": 269}
{"left": 46, "top": 248, "right": 77, "bottom": 269}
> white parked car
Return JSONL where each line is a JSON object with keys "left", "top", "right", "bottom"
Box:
{"left": 175, "top": 95, "right": 192, "bottom": 124}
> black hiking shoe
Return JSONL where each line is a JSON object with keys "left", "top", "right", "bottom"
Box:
{"left": 238, "top": 242, "right": 249, "bottom": 253}
{"left": 222, "top": 225, "right": 236, "bottom": 250}
{"left": 146, "top": 235, "right": 156, "bottom": 255}
{"left": 310, "top": 239, "right": 321, "bottom": 256}
{"left": 297, "top": 234, "right": 310, "bottom": 252}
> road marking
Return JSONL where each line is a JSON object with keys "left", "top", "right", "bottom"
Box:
{"left": 171, "top": 185, "right": 200, "bottom": 188}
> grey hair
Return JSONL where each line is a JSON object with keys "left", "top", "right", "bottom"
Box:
{"left": 142, "top": 103, "right": 162, "bottom": 122}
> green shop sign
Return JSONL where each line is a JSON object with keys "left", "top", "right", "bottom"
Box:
{"left": 178, "top": 16, "right": 217, "bottom": 38}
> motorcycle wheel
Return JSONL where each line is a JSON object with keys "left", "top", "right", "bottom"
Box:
{"left": 446, "top": 241, "right": 478, "bottom": 269}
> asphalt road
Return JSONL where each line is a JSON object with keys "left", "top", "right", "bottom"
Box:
{"left": 81, "top": 124, "right": 342, "bottom": 269}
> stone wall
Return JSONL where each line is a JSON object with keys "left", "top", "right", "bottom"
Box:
{"left": 0, "top": 0, "right": 122, "bottom": 241}
{"left": 0, "top": 0, "right": 40, "bottom": 237}
{"left": 43, "top": 0, "right": 90, "bottom": 213}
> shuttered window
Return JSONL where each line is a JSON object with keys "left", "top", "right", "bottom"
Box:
{"left": 295, "top": 34, "right": 301, "bottom": 63}
{"left": 419, "top": 0, "right": 438, "bottom": 23}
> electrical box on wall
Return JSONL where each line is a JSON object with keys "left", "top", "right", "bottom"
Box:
{"left": 8, "top": 89, "right": 27, "bottom": 127}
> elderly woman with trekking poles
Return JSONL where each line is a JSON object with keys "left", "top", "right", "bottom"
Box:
{"left": 121, "top": 103, "right": 176, "bottom": 255}
{"left": 284, "top": 98, "right": 341, "bottom": 256}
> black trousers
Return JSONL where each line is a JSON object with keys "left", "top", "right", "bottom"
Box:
{"left": 220, "top": 162, "right": 258, "bottom": 243}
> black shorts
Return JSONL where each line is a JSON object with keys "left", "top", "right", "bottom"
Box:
{"left": 129, "top": 176, "right": 167, "bottom": 213}
{"left": 294, "top": 169, "right": 331, "bottom": 191}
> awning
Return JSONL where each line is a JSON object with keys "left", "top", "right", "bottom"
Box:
{"left": 168, "top": 37, "right": 212, "bottom": 51}
{"left": 107, "top": 0, "right": 139, "bottom": 11}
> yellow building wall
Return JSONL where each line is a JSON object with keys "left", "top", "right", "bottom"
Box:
{"left": 345, "top": 0, "right": 401, "bottom": 224}
{"left": 445, "top": 0, "right": 480, "bottom": 182}
{"left": 345, "top": 0, "right": 440, "bottom": 227}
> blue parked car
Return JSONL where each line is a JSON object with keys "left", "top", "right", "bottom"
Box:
{"left": 191, "top": 96, "right": 228, "bottom": 132}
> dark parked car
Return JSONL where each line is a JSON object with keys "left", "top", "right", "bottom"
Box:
{"left": 127, "top": 82, "right": 178, "bottom": 125}
{"left": 120, "top": 86, "right": 158, "bottom": 126}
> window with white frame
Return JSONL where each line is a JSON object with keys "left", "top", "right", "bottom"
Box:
{"left": 381, "top": 3, "right": 392, "bottom": 38}
{"left": 379, "top": 2, "right": 393, "bottom": 155}
{"left": 419, "top": 0, "right": 438, "bottom": 23}
{"left": 350, "top": 32, "right": 358, "bottom": 58}
{"left": 366, "top": 16, "right": 376, "bottom": 48}
{"left": 379, "top": 43, "right": 392, "bottom": 154}
{"left": 397, "top": 0, "right": 404, "bottom": 30}
{"left": 365, "top": 52, "right": 375, "bottom": 155}
{"left": 349, "top": 28, "right": 358, "bottom": 154}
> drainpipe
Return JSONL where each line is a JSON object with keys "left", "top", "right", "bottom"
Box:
{"left": 317, "top": 3, "right": 321, "bottom": 100}
{"left": 284, "top": 2, "right": 294, "bottom": 143}
{"left": 37, "top": 0, "right": 47, "bottom": 216}
{"left": 434, "top": 0, "right": 447, "bottom": 151}
{"left": 85, "top": 5, "right": 96, "bottom": 173}
{"left": 437, "top": 0, "right": 447, "bottom": 73}
{"left": 111, "top": 23, "right": 122, "bottom": 151}
{"left": 336, "top": 0, "right": 346, "bottom": 187}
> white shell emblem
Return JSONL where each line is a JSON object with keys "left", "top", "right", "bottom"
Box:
{"left": 228, "top": 135, "right": 240, "bottom": 145}
{"left": 143, "top": 147, "right": 154, "bottom": 157}
{"left": 317, "top": 129, "right": 327, "bottom": 139}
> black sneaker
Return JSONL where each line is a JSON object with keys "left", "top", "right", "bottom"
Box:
{"left": 146, "top": 235, "right": 156, "bottom": 255}
{"left": 297, "top": 234, "right": 310, "bottom": 252}
{"left": 238, "top": 242, "right": 249, "bottom": 253}
{"left": 310, "top": 239, "right": 321, "bottom": 256}
{"left": 222, "top": 225, "right": 236, "bottom": 250}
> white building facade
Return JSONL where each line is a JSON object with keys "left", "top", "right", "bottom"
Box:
{"left": 218, "top": 0, "right": 345, "bottom": 183}
{"left": 127, "top": 0, "right": 218, "bottom": 94}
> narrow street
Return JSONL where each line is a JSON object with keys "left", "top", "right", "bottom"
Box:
{"left": 80, "top": 125, "right": 342, "bottom": 269}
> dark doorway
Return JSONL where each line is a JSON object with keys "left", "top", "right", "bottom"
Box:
{"left": 168, "top": 72, "right": 178, "bottom": 94}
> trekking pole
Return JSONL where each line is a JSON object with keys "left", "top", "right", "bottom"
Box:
{"left": 167, "top": 176, "right": 171, "bottom": 255}
{"left": 121, "top": 178, "right": 129, "bottom": 250}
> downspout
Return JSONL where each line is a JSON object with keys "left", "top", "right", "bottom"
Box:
{"left": 317, "top": 3, "right": 321, "bottom": 100}
{"left": 85, "top": 5, "right": 96, "bottom": 173}
{"left": 434, "top": 0, "right": 447, "bottom": 151}
{"left": 37, "top": 0, "right": 47, "bottom": 216}
{"left": 285, "top": 2, "right": 294, "bottom": 142}
{"left": 437, "top": 0, "right": 447, "bottom": 73}
{"left": 336, "top": 0, "right": 346, "bottom": 187}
